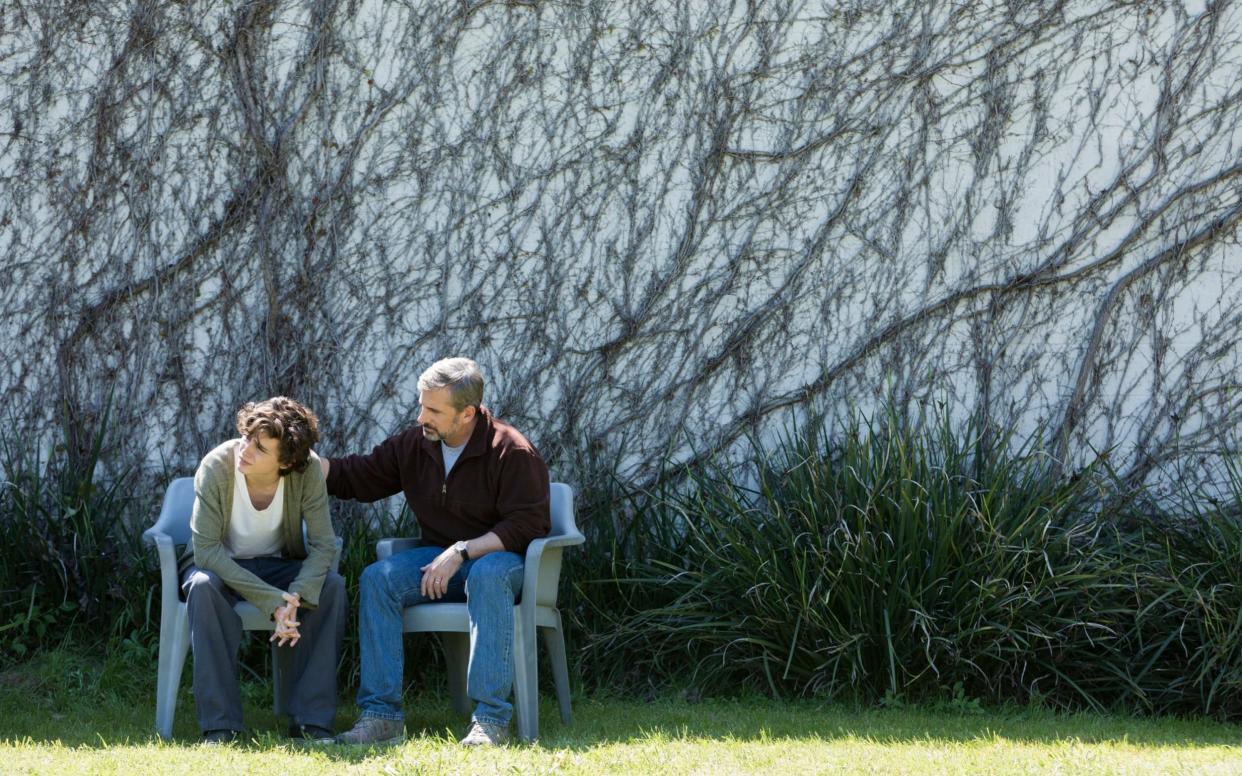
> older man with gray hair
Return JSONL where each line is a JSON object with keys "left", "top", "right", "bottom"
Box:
{"left": 323, "top": 357, "right": 550, "bottom": 746}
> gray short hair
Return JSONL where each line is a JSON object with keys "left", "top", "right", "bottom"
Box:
{"left": 417, "top": 357, "right": 484, "bottom": 411}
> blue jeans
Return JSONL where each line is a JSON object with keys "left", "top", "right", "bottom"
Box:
{"left": 356, "top": 545, "right": 525, "bottom": 727}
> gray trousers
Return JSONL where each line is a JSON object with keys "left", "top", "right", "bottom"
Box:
{"left": 181, "top": 558, "right": 346, "bottom": 733}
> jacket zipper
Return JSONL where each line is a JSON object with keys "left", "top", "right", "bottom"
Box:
{"left": 439, "top": 440, "right": 474, "bottom": 506}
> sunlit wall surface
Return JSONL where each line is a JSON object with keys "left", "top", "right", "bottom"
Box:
{"left": 1, "top": 2, "right": 1238, "bottom": 496}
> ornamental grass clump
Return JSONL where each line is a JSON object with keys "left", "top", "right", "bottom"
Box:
{"left": 0, "top": 402, "right": 154, "bottom": 661}
{"left": 581, "top": 409, "right": 1135, "bottom": 708}
{"left": 1126, "top": 454, "right": 1242, "bottom": 718}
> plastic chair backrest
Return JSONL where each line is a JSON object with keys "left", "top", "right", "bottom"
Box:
{"left": 531, "top": 482, "right": 579, "bottom": 609}
{"left": 549, "top": 483, "right": 576, "bottom": 537}
{"left": 150, "top": 476, "right": 195, "bottom": 546}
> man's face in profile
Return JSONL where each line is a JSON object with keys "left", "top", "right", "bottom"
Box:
{"left": 417, "top": 387, "right": 473, "bottom": 446}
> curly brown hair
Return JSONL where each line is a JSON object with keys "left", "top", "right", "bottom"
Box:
{"left": 234, "top": 396, "right": 320, "bottom": 475}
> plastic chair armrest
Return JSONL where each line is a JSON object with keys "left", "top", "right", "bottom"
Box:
{"left": 520, "top": 531, "right": 585, "bottom": 618}
{"left": 143, "top": 528, "right": 183, "bottom": 612}
{"left": 376, "top": 537, "right": 420, "bottom": 561}
{"left": 524, "top": 532, "right": 585, "bottom": 575}
{"left": 532, "top": 533, "right": 585, "bottom": 551}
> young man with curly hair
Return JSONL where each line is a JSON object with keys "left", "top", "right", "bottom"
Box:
{"left": 179, "top": 396, "right": 345, "bottom": 745}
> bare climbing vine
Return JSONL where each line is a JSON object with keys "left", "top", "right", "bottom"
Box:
{"left": 0, "top": 0, "right": 1239, "bottom": 504}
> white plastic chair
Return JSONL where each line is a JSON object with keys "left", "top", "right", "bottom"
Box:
{"left": 376, "top": 482, "right": 584, "bottom": 742}
{"left": 143, "top": 476, "right": 342, "bottom": 740}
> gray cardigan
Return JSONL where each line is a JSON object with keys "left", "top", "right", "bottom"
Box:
{"left": 182, "top": 439, "right": 335, "bottom": 615}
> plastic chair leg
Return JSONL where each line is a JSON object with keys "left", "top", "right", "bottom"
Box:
{"left": 441, "top": 632, "right": 472, "bottom": 716}
{"left": 155, "top": 607, "right": 191, "bottom": 739}
{"left": 542, "top": 618, "right": 573, "bottom": 724}
{"left": 512, "top": 614, "right": 539, "bottom": 742}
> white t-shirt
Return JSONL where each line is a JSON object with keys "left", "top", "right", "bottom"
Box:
{"left": 442, "top": 440, "right": 467, "bottom": 477}
{"left": 227, "top": 461, "right": 285, "bottom": 559}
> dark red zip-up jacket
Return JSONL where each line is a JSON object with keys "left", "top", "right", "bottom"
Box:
{"left": 324, "top": 408, "right": 550, "bottom": 554}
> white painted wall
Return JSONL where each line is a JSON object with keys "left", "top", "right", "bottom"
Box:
{"left": 0, "top": 1, "right": 1239, "bottom": 496}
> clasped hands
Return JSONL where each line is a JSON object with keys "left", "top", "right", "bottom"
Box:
{"left": 270, "top": 591, "right": 301, "bottom": 647}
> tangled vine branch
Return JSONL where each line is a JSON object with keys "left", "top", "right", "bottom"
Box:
{"left": 0, "top": 0, "right": 1239, "bottom": 505}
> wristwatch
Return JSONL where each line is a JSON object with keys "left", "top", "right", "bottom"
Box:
{"left": 453, "top": 540, "right": 470, "bottom": 562}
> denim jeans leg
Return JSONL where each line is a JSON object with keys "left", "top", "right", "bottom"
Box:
{"left": 464, "top": 551, "right": 525, "bottom": 727}
{"left": 356, "top": 546, "right": 446, "bottom": 720}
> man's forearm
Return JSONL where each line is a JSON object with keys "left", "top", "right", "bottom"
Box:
{"left": 421, "top": 531, "right": 508, "bottom": 600}
{"left": 463, "top": 531, "right": 505, "bottom": 559}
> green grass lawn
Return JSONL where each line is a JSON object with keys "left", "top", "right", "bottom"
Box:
{"left": 1, "top": 650, "right": 1240, "bottom": 774}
